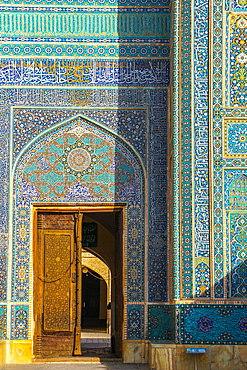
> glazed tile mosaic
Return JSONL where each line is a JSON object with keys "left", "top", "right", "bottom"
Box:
{"left": 12, "top": 115, "right": 145, "bottom": 303}
{"left": 0, "top": 84, "right": 168, "bottom": 341}
{"left": 0, "top": 0, "right": 170, "bottom": 342}
{"left": 179, "top": 0, "right": 193, "bottom": 300}
{"left": 193, "top": 0, "right": 210, "bottom": 298}
{"left": 148, "top": 305, "right": 173, "bottom": 341}
{"left": 0, "top": 0, "right": 170, "bottom": 4}
{"left": 127, "top": 305, "right": 144, "bottom": 340}
{"left": 0, "top": 234, "right": 7, "bottom": 302}
{"left": 0, "top": 305, "right": 7, "bottom": 340}
{"left": 179, "top": 305, "right": 247, "bottom": 344}
{"left": 10, "top": 305, "right": 29, "bottom": 340}
{"left": 0, "top": 0, "right": 247, "bottom": 356}
{"left": 170, "top": 0, "right": 247, "bottom": 348}
{"left": 0, "top": 60, "right": 170, "bottom": 86}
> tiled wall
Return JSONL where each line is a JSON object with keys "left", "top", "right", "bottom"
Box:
{"left": 172, "top": 0, "right": 247, "bottom": 345}
{"left": 0, "top": 0, "right": 246, "bottom": 349}
{"left": 0, "top": 0, "right": 170, "bottom": 343}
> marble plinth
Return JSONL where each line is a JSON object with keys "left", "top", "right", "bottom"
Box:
{"left": 148, "top": 343, "right": 247, "bottom": 370}
{"left": 122, "top": 340, "right": 148, "bottom": 364}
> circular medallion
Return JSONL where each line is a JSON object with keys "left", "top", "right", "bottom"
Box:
{"left": 239, "top": 134, "right": 247, "bottom": 143}
{"left": 67, "top": 148, "right": 91, "bottom": 172}
{"left": 239, "top": 317, "right": 247, "bottom": 333}
{"left": 197, "top": 316, "right": 213, "bottom": 333}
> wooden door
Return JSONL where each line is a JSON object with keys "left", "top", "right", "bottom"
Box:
{"left": 34, "top": 213, "right": 81, "bottom": 358}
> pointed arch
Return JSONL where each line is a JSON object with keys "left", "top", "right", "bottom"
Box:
{"left": 10, "top": 112, "right": 147, "bottom": 311}
{"left": 12, "top": 113, "right": 146, "bottom": 179}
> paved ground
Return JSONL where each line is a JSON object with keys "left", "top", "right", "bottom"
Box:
{"left": 2, "top": 363, "right": 149, "bottom": 370}
{"left": 81, "top": 331, "right": 111, "bottom": 349}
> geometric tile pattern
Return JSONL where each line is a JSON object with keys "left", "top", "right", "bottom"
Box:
{"left": 232, "top": 0, "right": 247, "bottom": 10}
{"left": 0, "top": 115, "right": 9, "bottom": 234}
{"left": 229, "top": 213, "right": 247, "bottom": 297}
{"left": 0, "top": 60, "right": 170, "bottom": 87}
{"left": 180, "top": 304, "right": 247, "bottom": 344}
{"left": 229, "top": 14, "right": 247, "bottom": 107}
{"left": 195, "top": 261, "right": 210, "bottom": 298}
{"left": 211, "top": 0, "right": 228, "bottom": 299}
{"left": 0, "top": 44, "right": 170, "bottom": 59}
{"left": 224, "top": 170, "right": 247, "bottom": 299}
{"left": 148, "top": 305, "right": 172, "bottom": 340}
{"left": 148, "top": 235, "right": 167, "bottom": 302}
{"left": 12, "top": 116, "right": 144, "bottom": 303}
{"left": 193, "top": 0, "right": 210, "bottom": 298}
{"left": 0, "top": 81, "right": 169, "bottom": 342}
{"left": 0, "top": 0, "right": 170, "bottom": 346}
{"left": 11, "top": 305, "right": 29, "bottom": 340}
{"left": 171, "top": 0, "right": 247, "bottom": 318}
{"left": 0, "top": 8, "right": 170, "bottom": 40}
{"left": 211, "top": 0, "right": 247, "bottom": 301}
{"left": 148, "top": 95, "right": 168, "bottom": 301}
{"left": 180, "top": 0, "right": 193, "bottom": 299}
{"left": 172, "top": 0, "right": 181, "bottom": 300}
{"left": 225, "top": 171, "right": 247, "bottom": 210}
{"left": 12, "top": 108, "right": 147, "bottom": 163}
{"left": 127, "top": 305, "right": 144, "bottom": 340}
{"left": 0, "top": 305, "right": 7, "bottom": 340}
{"left": 0, "top": 233, "right": 7, "bottom": 301}
{"left": 224, "top": 119, "right": 247, "bottom": 157}
{"left": 1, "top": 0, "right": 170, "bottom": 4}
{"left": 0, "top": 3, "right": 171, "bottom": 63}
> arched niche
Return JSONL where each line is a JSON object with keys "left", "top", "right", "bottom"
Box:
{"left": 10, "top": 114, "right": 146, "bottom": 324}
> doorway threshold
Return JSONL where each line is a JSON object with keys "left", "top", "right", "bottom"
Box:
{"left": 33, "top": 357, "right": 122, "bottom": 363}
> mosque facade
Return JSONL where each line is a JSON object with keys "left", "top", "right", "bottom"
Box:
{"left": 0, "top": 0, "right": 246, "bottom": 368}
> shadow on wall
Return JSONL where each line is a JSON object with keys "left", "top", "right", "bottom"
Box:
{"left": 147, "top": 260, "right": 247, "bottom": 345}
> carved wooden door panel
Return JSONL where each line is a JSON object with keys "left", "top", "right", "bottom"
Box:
{"left": 34, "top": 213, "right": 80, "bottom": 358}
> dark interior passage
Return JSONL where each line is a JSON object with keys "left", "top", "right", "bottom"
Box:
{"left": 82, "top": 269, "right": 107, "bottom": 331}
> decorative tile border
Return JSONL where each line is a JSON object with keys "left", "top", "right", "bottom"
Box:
{"left": 212, "top": 0, "right": 225, "bottom": 298}
{"left": 127, "top": 304, "right": 144, "bottom": 340}
{"left": 148, "top": 89, "right": 168, "bottom": 302}
{"left": 180, "top": 0, "right": 193, "bottom": 299}
{"left": 227, "top": 212, "right": 247, "bottom": 298}
{"left": 231, "top": 0, "right": 247, "bottom": 12}
{"left": 0, "top": 9, "right": 170, "bottom": 39}
{"left": 0, "top": 305, "right": 7, "bottom": 340}
{"left": 0, "top": 1, "right": 170, "bottom": 6}
{"left": 148, "top": 305, "right": 173, "bottom": 340}
{"left": 0, "top": 59, "right": 170, "bottom": 87}
{"left": 0, "top": 44, "right": 170, "bottom": 59}
{"left": 226, "top": 13, "right": 247, "bottom": 107}
{"left": 179, "top": 304, "right": 247, "bottom": 344}
{"left": 0, "top": 234, "right": 8, "bottom": 302}
{"left": 193, "top": 0, "right": 210, "bottom": 298}
{"left": 172, "top": 0, "right": 180, "bottom": 300}
{"left": 11, "top": 305, "right": 29, "bottom": 340}
{"left": 223, "top": 118, "right": 247, "bottom": 158}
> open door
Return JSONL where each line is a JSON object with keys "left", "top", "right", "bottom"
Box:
{"left": 34, "top": 212, "right": 82, "bottom": 358}
{"left": 33, "top": 207, "right": 124, "bottom": 359}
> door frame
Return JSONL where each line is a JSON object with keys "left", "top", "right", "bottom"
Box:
{"left": 32, "top": 202, "right": 126, "bottom": 358}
